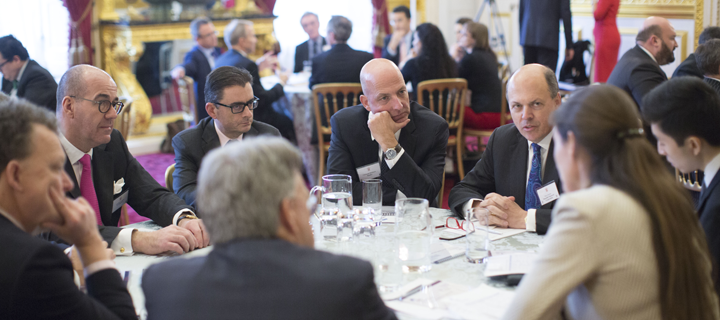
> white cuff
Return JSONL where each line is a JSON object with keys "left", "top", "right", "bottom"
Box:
{"left": 84, "top": 259, "right": 117, "bottom": 278}
{"left": 387, "top": 46, "right": 397, "bottom": 56}
{"left": 172, "top": 209, "right": 196, "bottom": 226}
{"left": 111, "top": 228, "right": 135, "bottom": 256}
{"left": 525, "top": 209, "right": 537, "bottom": 232}
{"left": 384, "top": 148, "right": 405, "bottom": 169}
{"left": 462, "top": 198, "right": 483, "bottom": 219}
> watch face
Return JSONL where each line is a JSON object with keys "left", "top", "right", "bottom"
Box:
{"left": 386, "top": 149, "right": 397, "bottom": 159}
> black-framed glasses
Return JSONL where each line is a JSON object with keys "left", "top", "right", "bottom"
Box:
{"left": 199, "top": 30, "right": 219, "bottom": 38}
{"left": 71, "top": 96, "right": 124, "bottom": 114}
{"left": 0, "top": 59, "right": 10, "bottom": 69}
{"left": 213, "top": 96, "right": 259, "bottom": 114}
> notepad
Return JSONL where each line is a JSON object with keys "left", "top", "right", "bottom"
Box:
{"left": 484, "top": 253, "right": 537, "bottom": 277}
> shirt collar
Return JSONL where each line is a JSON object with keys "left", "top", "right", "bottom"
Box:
{"left": 234, "top": 48, "right": 248, "bottom": 57}
{"left": 0, "top": 205, "right": 25, "bottom": 231}
{"left": 15, "top": 60, "right": 29, "bottom": 82}
{"left": 704, "top": 152, "right": 720, "bottom": 187}
{"left": 199, "top": 46, "right": 215, "bottom": 56}
{"left": 59, "top": 133, "right": 92, "bottom": 164}
{"left": 527, "top": 128, "right": 554, "bottom": 150}
{"left": 214, "top": 119, "right": 242, "bottom": 147}
{"left": 705, "top": 76, "right": 720, "bottom": 83}
{"left": 638, "top": 45, "right": 658, "bottom": 63}
{"left": 368, "top": 111, "right": 401, "bottom": 142}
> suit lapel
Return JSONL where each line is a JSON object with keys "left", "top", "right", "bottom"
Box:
{"left": 64, "top": 157, "right": 81, "bottom": 198}
{"left": 92, "top": 145, "right": 114, "bottom": 225}
{"left": 698, "top": 173, "right": 720, "bottom": 216}
{"left": 202, "top": 119, "right": 221, "bottom": 154}
{"left": 510, "top": 131, "right": 529, "bottom": 209}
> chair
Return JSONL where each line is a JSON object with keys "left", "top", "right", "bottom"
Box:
{"left": 165, "top": 163, "right": 176, "bottom": 191}
{"left": 177, "top": 76, "right": 198, "bottom": 125}
{"left": 675, "top": 168, "right": 703, "bottom": 192}
{"left": 311, "top": 83, "right": 364, "bottom": 184}
{"left": 462, "top": 75, "right": 511, "bottom": 159}
{"left": 416, "top": 78, "right": 468, "bottom": 179}
{"left": 437, "top": 171, "right": 446, "bottom": 209}
{"left": 498, "top": 61, "right": 510, "bottom": 80}
{"left": 114, "top": 98, "right": 132, "bottom": 226}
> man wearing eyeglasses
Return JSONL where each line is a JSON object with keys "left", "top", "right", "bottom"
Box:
{"left": 171, "top": 66, "right": 280, "bottom": 210}
{"left": 51, "top": 64, "right": 210, "bottom": 256}
{"left": 170, "top": 17, "right": 223, "bottom": 121}
{"left": 0, "top": 35, "right": 58, "bottom": 112}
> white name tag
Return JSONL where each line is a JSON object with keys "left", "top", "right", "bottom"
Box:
{"left": 112, "top": 190, "right": 129, "bottom": 213}
{"left": 536, "top": 181, "right": 560, "bottom": 206}
{"left": 356, "top": 162, "right": 381, "bottom": 181}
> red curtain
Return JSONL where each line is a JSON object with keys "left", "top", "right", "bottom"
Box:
{"left": 371, "top": 0, "right": 389, "bottom": 58}
{"left": 254, "top": 0, "right": 276, "bottom": 14}
{"left": 63, "top": 0, "right": 93, "bottom": 66}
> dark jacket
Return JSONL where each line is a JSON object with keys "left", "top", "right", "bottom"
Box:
{"left": 178, "top": 45, "right": 222, "bottom": 120}
{"left": 698, "top": 169, "right": 720, "bottom": 295}
{"left": 672, "top": 53, "right": 704, "bottom": 79}
{"left": 1, "top": 59, "right": 57, "bottom": 112}
{"left": 381, "top": 34, "right": 413, "bottom": 66}
{"left": 606, "top": 45, "right": 667, "bottom": 110}
{"left": 704, "top": 77, "right": 720, "bottom": 96}
{"left": 294, "top": 37, "right": 326, "bottom": 73}
{"left": 519, "top": 0, "right": 573, "bottom": 51}
{"left": 458, "top": 49, "right": 502, "bottom": 113}
{"left": 309, "top": 44, "right": 373, "bottom": 89}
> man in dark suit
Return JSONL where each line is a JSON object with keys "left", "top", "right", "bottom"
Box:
{"left": 171, "top": 17, "right": 222, "bottom": 121}
{"left": 216, "top": 19, "right": 295, "bottom": 142}
{"left": 172, "top": 66, "right": 280, "bottom": 210}
{"left": 642, "top": 77, "right": 720, "bottom": 294}
{"left": 294, "top": 12, "right": 326, "bottom": 73}
{"left": 448, "top": 64, "right": 563, "bottom": 235}
{"left": 143, "top": 137, "right": 397, "bottom": 320}
{"left": 694, "top": 39, "right": 720, "bottom": 96}
{"left": 382, "top": 5, "right": 413, "bottom": 66}
{"left": 0, "top": 99, "right": 136, "bottom": 319}
{"left": 0, "top": 35, "right": 57, "bottom": 112}
{"left": 672, "top": 27, "right": 720, "bottom": 79}
{"left": 519, "top": 0, "right": 574, "bottom": 72}
{"left": 55, "top": 65, "right": 209, "bottom": 256}
{"left": 309, "top": 15, "right": 374, "bottom": 89}
{"left": 327, "top": 59, "right": 448, "bottom": 206}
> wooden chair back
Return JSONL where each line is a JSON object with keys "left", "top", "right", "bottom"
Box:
{"left": 500, "top": 75, "right": 510, "bottom": 126}
{"left": 115, "top": 97, "right": 133, "bottom": 139}
{"left": 165, "top": 163, "right": 176, "bottom": 191}
{"left": 675, "top": 168, "right": 703, "bottom": 192}
{"left": 416, "top": 78, "right": 468, "bottom": 132}
{"left": 177, "top": 76, "right": 198, "bottom": 125}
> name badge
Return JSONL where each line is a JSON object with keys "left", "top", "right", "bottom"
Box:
{"left": 536, "top": 181, "right": 560, "bottom": 206}
{"left": 356, "top": 162, "right": 381, "bottom": 181}
{"left": 112, "top": 190, "right": 129, "bottom": 213}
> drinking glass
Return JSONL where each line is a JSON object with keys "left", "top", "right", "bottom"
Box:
{"left": 310, "top": 175, "right": 353, "bottom": 241}
{"left": 395, "top": 198, "right": 433, "bottom": 273}
{"left": 465, "top": 207, "right": 490, "bottom": 263}
{"left": 362, "top": 179, "right": 383, "bottom": 225}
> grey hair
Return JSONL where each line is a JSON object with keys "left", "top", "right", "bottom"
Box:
{"left": 327, "top": 16, "right": 352, "bottom": 43}
{"left": 301, "top": 12, "right": 318, "bottom": 23}
{"left": 190, "top": 17, "right": 212, "bottom": 39}
{"left": 695, "top": 39, "right": 720, "bottom": 76}
{"left": 224, "top": 19, "right": 254, "bottom": 49}
{"left": 56, "top": 65, "right": 88, "bottom": 114}
{"left": 197, "top": 136, "right": 304, "bottom": 244}
{"left": 0, "top": 98, "right": 57, "bottom": 171}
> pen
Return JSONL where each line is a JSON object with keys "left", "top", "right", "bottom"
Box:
{"left": 399, "top": 280, "right": 442, "bottom": 301}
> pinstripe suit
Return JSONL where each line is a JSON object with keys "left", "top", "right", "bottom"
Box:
{"left": 704, "top": 77, "right": 720, "bottom": 96}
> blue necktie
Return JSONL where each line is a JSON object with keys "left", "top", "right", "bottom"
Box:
{"left": 526, "top": 143, "right": 543, "bottom": 210}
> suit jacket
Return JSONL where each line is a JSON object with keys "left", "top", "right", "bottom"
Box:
{"left": 294, "top": 37, "right": 327, "bottom": 73}
{"left": 607, "top": 45, "right": 667, "bottom": 110}
{"left": 142, "top": 238, "right": 397, "bottom": 320}
{"left": 448, "top": 124, "right": 562, "bottom": 235}
{"left": 179, "top": 46, "right": 222, "bottom": 121}
{"left": 0, "top": 215, "right": 136, "bottom": 320}
{"left": 62, "top": 130, "right": 193, "bottom": 244}
{"left": 504, "top": 186, "right": 662, "bottom": 320}
{"left": 1, "top": 60, "right": 57, "bottom": 112}
{"left": 458, "top": 49, "right": 502, "bottom": 114}
{"left": 704, "top": 77, "right": 720, "bottom": 96}
{"left": 327, "top": 103, "right": 449, "bottom": 207}
{"left": 698, "top": 171, "right": 720, "bottom": 294}
{"left": 672, "top": 53, "right": 704, "bottom": 79}
{"left": 519, "top": 0, "right": 573, "bottom": 51}
{"left": 309, "top": 44, "right": 373, "bottom": 89}
{"left": 172, "top": 116, "right": 280, "bottom": 209}
{"left": 382, "top": 34, "right": 402, "bottom": 66}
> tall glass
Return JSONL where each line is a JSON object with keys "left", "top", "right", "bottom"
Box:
{"left": 362, "top": 179, "right": 383, "bottom": 225}
{"left": 310, "top": 175, "right": 353, "bottom": 241}
{"left": 465, "top": 207, "right": 490, "bottom": 263}
{"left": 395, "top": 198, "right": 433, "bottom": 273}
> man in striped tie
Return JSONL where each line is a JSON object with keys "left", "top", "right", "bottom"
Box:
{"left": 448, "top": 64, "right": 564, "bottom": 235}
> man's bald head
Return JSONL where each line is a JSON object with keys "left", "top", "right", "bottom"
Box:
{"left": 636, "top": 16, "right": 677, "bottom": 65}
{"left": 506, "top": 64, "right": 561, "bottom": 144}
{"left": 360, "top": 59, "right": 403, "bottom": 94}
{"left": 358, "top": 59, "right": 410, "bottom": 123}
{"left": 56, "top": 65, "right": 113, "bottom": 118}
{"left": 507, "top": 64, "right": 558, "bottom": 100}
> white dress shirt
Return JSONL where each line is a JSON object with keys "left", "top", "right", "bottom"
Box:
{"left": 9, "top": 60, "right": 28, "bottom": 97}
{"left": 214, "top": 119, "right": 243, "bottom": 146}
{"left": 704, "top": 152, "right": 720, "bottom": 188}
{"left": 638, "top": 45, "right": 658, "bottom": 63}
{"left": 199, "top": 46, "right": 217, "bottom": 69}
{"left": 368, "top": 112, "right": 406, "bottom": 200}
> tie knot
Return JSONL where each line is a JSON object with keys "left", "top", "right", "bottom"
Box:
{"left": 532, "top": 143, "right": 541, "bottom": 153}
{"left": 79, "top": 154, "right": 91, "bottom": 166}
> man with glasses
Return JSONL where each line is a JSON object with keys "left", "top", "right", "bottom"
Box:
{"left": 171, "top": 17, "right": 222, "bottom": 121}
{"left": 52, "top": 65, "right": 210, "bottom": 256}
{"left": 0, "top": 35, "right": 57, "bottom": 112}
{"left": 294, "top": 12, "right": 326, "bottom": 73}
{"left": 171, "top": 66, "right": 279, "bottom": 210}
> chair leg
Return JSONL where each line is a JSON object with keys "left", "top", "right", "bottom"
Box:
{"left": 317, "top": 147, "right": 325, "bottom": 186}
{"left": 456, "top": 140, "right": 465, "bottom": 180}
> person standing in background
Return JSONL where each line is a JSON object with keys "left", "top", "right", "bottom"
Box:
{"left": 593, "top": 0, "right": 621, "bottom": 83}
{"left": 519, "top": 0, "right": 574, "bottom": 72}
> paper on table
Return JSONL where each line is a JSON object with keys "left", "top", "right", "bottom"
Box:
{"left": 439, "top": 227, "right": 526, "bottom": 241}
{"left": 484, "top": 253, "right": 537, "bottom": 277}
{"left": 385, "top": 301, "right": 454, "bottom": 320}
{"left": 385, "top": 281, "right": 472, "bottom": 319}
{"left": 443, "top": 284, "right": 516, "bottom": 320}
{"left": 430, "top": 243, "right": 464, "bottom": 263}
{"left": 381, "top": 278, "right": 437, "bottom": 301}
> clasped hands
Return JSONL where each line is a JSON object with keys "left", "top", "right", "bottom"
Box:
{"left": 473, "top": 193, "right": 527, "bottom": 229}
{"left": 367, "top": 111, "right": 410, "bottom": 151}
{"left": 131, "top": 217, "right": 210, "bottom": 256}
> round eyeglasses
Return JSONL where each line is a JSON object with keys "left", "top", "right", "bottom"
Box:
{"left": 70, "top": 96, "right": 124, "bottom": 114}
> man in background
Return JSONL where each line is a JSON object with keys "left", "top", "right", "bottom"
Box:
{"left": 693, "top": 39, "right": 720, "bottom": 95}
{"left": 672, "top": 26, "right": 720, "bottom": 79}
{"left": 294, "top": 12, "right": 326, "bottom": 73}
{"left": 519, "top": 0, "right": 574, "bottom": 72}
{"left": 171, "top": 17, "right": 223, "bottom": 121}
{"left": 309, "top": 15, "right": 373, "bottom": 88}
{"left": 0, "top": 35, "right": 57, "bottom": 112}
{"left": 382, "top": 5, "right": 413, "bottom": 66}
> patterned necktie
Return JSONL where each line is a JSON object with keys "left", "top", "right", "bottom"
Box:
{"left": 525, "top": 143, "right": 543, "bottom": 210}
{"left": 79, "top": 154, "right": 103, "bottom": 225}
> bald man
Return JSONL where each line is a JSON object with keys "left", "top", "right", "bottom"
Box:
{"left": 326, "top": 59, "right": 448, "bottom": 206}
{"left": 607, "top": 16, "right": 676, "bottom": 109}
{"left": 51, "top": 65, "right": 210, "bottom": 256}
{"left": 448, "top": 64, "right": 564, "bottom": 235}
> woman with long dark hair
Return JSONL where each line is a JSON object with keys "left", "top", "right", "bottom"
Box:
{"left": 503, "top": 84, "right": 719, "bottom": 320}
{"left": 400, "top": 22, "right": 457, "bottom": 101}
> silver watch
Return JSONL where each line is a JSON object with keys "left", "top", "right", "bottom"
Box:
{"left": 384, "top": 144, "right": 402, "bottom": 160}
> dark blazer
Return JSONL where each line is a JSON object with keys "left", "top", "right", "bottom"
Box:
{"left": 458, "top": 49, "right": 502, "bottom": 114}
{"left": 294, "top": 37, "right": 326, "bottom": 73}
{"left": 309, "top": 44, "right": 373, "bottom": 89}
{"left": 672, "top": 53, "right": 704, "bottom": 79}
{"left": 172, "top": 116, "right": 280, "bottom": 209}
{"left": 1, "top": 60, "right": 57, "bottom": 112}
{"left": 447, "top": 124, "right": 562, "bottom": 235}
{"left": 607, "top": 45, "right": 667, "bottom": 109}
{"left": 382, "top": 34, "right": 401, "bottom": 65}
{"left": 178, "top": 46, "right": 222, "bottom": 121}
{"left": 63, "top": 130, "right": 193, "bottom": 244}
{"left": 327, "top": 103, "right": 449, "bottom": 207}
{"left": 142, "top": 238, "right": 397, "bottom": 320}
{"left": 519, "top": 0, "right": 573, "bottom": 51}
{"left": 698, "top": 171, "right": 720, "bottom": 294}
{"left": 0, "top": 215, "right": 136, "bottom": 319}
{"left": 704, "top": 77, "right": 720, "bottom": 96}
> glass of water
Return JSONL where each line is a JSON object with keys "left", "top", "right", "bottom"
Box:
{"left": 362, "top": 179, "right": 383, "bottom": 225}
{"left": 310, "top": 175, "right": 353, "bottom": 241}
{"left": 465, "top": 207, "right": 490, "bottom": 263}
{"left": 395, "top": 198, "right": 433, "bottom": 273}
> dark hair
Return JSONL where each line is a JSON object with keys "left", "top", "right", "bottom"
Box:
{"left": 190, "top": 17, "right": 212, "bottom": 39}
{"left": 0, "top": 99, "right": 57, "bottom": 172}
{"left": 300, "top": 12, "right": 318, "bottom": 22}
{"left": 415, "top": 23, "right": 457, "bottom": 81}
{"left": 456, "top": 17, "right": 473, "bottom": 25}
{"left": 204, "top": 66, "right": 254, "bottom": 104}
{"left": 642, "top": 77, "right": 720, "bottom": 147}
{"left": 695, "top": 39, "right": 720, "bottom": 76}
{"left": 463, "top": 22, "right": 496, "bottom": 61}
{"left": 699, "top": 26, "right": 720, "bottom": 44}
{"left": 553, "top": 84, "right": 718, "bottom": 320}
{"left": 636, "top": 25, "right": 663, "bottom": 42}
{"left": 0, "top": 35, "right": 29, "bottom": 62}
{"left": 392, "top": 5, "right": 411, "bottom": 19}
{"left": 327, "top": 16, "right": 352, "bottom": 43}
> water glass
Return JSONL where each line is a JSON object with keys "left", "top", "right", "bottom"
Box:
{"left": 465, "top": 207, "right": 490, "bottom": 263}
{"left": 395, "top": 198, "right": 433, "bottom": 273}
{"left": 303, "top": 60, "right": 312, "bottom": 73}
{"left": 362, "top": 179, "right": 383, "bottom": 224}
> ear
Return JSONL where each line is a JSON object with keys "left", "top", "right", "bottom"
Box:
{"left": 566, "top": 131, "right": 578, "bottom": 158}
{"left": 61, "top": 96, "right": 75, "bottom": 119}
{"left": 360, "top": 95, "right": 371, "bottom": 112}
{"left": 206, "top": 103, "right": 218, "bottom": 119}
{"left": 687, "top": 136, "right": 703, "bottom": 156}
{"left": 553, "top": 92, "right": 562, "bottom": 107}
{"left": 276, "top": 198, "right": 299, "bottom": 242}
{"left": 4, "top": 160, "right": 23, "bottom": 192}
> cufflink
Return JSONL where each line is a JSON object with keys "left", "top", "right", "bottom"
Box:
{"left": 120, "top": 247, "right": 125, "bottom": 253}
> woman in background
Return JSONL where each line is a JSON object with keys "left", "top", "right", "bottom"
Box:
{"left": 503, "top": 85, "right": 719, "bottom": 320}
{"left": 401, "top": 22, "right": 457, "bottom": 101}
{"left": 593, "top": 0, "right": 620, "bottom": 82}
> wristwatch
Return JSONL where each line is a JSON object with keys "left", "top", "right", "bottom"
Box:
{"left": 384, "top": 144, "right": 403, "bottom": 161}
{"left": 177, "top": 214, "right": 198, "bottom": 225}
